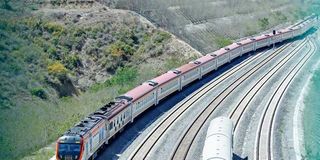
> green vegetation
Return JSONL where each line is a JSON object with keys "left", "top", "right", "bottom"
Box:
{"left": 22, "top": 148, "right": 55, "bottom": 160}
{"left": 0, "top": 1, "right": 194, "bottom": 159}
{"left": 215, "top": 36, "right": 232, "bottom": 48}
{"left": 90, "top": 66, "right": 138, "bottom": 93}
{"left": 2, "top": 0, "right": 12, "bottom": 10}
{"left": 153, "top": 31, "right": 171, "bottom": 44}
{"left": 258, "top": 18, "right": 270, "bottom": 30}
{"left": 48, "top": 62, "right": 68, "bottom": 75}
{"left": 272, "top": 11, "right": 288, "bottom": 23}
{"left": 30, "top": 87, "right": 48, "bottom": 99}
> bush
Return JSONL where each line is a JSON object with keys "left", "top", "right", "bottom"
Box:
{"left": 153, "top": 31, "right": 171, "bottom": 44}
{"left": 258, "top": 18, "right": 269, "bottom": 30}
{"left": 107, "top": 41, "right": 135, "bottom": 57}
{"left": 47, "top": 46, "right": 60, "bottom": 60}
{"left": 1, "top": 0, "right": 13, "bottom": 10}
{"left": 273, "top": 11, "right": 287, "bottom": 22}
{"left": 30, "top": 87, "right": 47, "bottom": 99}
{"left": 47, "top": 61, "right": 67, "bottom": 76}
{"left": 64, "top": 54, "right": 81, "bottom": 70}
{"left": 109, "top": 66, "right": 138, "bottom": 86}
{"left": 215, "top": 36, "right": 232, "bottom": 48}
{"left": 44, "top": 22, "right": 65, "bottom": 35}
{"left": 89, "top": 66, "right": 138, "bottom": 93}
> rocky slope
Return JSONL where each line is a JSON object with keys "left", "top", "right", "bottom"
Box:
{"left": 0, "top": 1, "right": 200, "bottom": 159}
{"left": 105, "top": 0, "right": 312, "bottom": 53}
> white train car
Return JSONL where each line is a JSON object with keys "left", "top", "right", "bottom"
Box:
{"left": 125, "top": 83, "right": 157, "bottom": 119}
{"left": 239, "top": 38, "right": 255, "bottom": 53}
{"left": 195, "top": 54, "right": 217, "bottom": 77}
{"left": 151, "top": 71, "right": 180, "bottom": 103}
{"left": 212, "top": 48, "right": 230, "bottom": 67}
{"left": 255, "top": 34, "right": 272, "bottom": 49}
{"left": 202, "top": 117, "right": 234, "bottom": 160}
{"left": 290, "top": 26, "right": 301, "bottom": 38}
{"left": 283, "top": 28, "right": 294, "bottom": 40}
{"left": 271, "top": 31, "right": 283, "bottom": 44}
{"left": 225, "top": 42, "right": 242, "bottom": 60}
{"left": 176, "top": 63, "right": 201, "bottom": 89}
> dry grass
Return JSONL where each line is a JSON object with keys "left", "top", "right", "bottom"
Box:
{"left": 109, "top": 0, "right": 310, "bottom": 53}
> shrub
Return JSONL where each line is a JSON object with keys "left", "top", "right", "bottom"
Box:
{"left": 215, "top": 36, "right": 232, "bottom": 48}
{"left": 258, "top": 18, "right": 269, "bottom": 30}
{"left": 273, "top": 11, "right": 287, "bottom": 22}
{"left": 153, "top": 31, "right": 171, "bottom": 44}
{"left": 89, "top": 66, "right": 138, "bottom": 93}
{"left": 1, "top": 0, "right": 13, "bottom": 10}
{"left": 107, "top": 41, "right": 135, "bottom": 57}
{"left": 44, "top": 22, "right": 65, "bottom": 35}
{"left": 47, "top": 61, "right": 67, "bottom": 75}
{"left": 47, "top": 46, "right": 60, "bottom": 60}
{"left": 64, "top": 54, "right": 81, "bottom": 70}
{"left": 164, "top": 57, "right": 186, "bottom": 70}
{"left": 109, "top": 66, "right": 138, "bottom": 86}
{"left": 30, "top": 87, "right": 47, "bottom": 99}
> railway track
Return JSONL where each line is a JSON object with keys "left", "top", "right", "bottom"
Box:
{"left": 230, "top": 39, "right": 309, "bottom": 129}
{"left": 255, "top": 40, "right": 316, "bottom": 160}
{"left": 169, "top": 40, "right": 308, "bottom": 160}
{"left": 128, "top": 41, "right": 292, "bottom": 160}
{"left": 225, "top": 38, "right": 310, "bottom": 159}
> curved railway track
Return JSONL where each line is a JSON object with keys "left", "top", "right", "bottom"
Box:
{"left": 255, "top": 40, "right": 316, "bottom": 160}
{"left": 128, "top": 42, "right": 292, "bottom": 160}
{"left": 169, "top": 40, "right": 309, "bottom": 160}
{"left": 224, "top": 38, "right": 311, "bottom": 159}
{"left": 229, "top": 39, "right": 309, "bottom": 129}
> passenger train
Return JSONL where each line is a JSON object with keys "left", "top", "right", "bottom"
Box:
{"left": 56, "top": 15, "right": 318, "bottom": 160}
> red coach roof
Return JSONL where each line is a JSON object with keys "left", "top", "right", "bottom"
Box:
{"left": 196, "top": 55, "right": 215, "bottom": 64}
{"left": 152, "top": 71, "right": 179, "bottom": 86}
{"left": 107, "top": 100, "right": 130, "bottom": 120}
{"left": 279, "top": 28, "right": 293, "bottom": 35}
{"left": 124, "top": 83, "right": 155, "bottom": 102}
{"left": 224, "top": 43, "right": 241, "bottom": 51}
{"left": 255, "top": 34, "right": 271, "bottom": 41}
{"left": 212, "top": 48, "right": 228, "bottom": 57}
{"left": 176, "top": 63, "right": 199, "bottom": 74}
{"left": 239, "top": 38, "right": 255, "bottom": 45}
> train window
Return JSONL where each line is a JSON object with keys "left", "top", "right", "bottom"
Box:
{"left": 109, "top": 122, "right": 113, "bottom": 130}
{"left": 86, "top": 143, "right": 89, "bottom": 156}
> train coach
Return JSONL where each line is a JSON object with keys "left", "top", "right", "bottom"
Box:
{"left": 202, "top": 117, "right": 234, "bottom": 160}
{"left": 55, "top": 15, "right": 318, "bottom": 160}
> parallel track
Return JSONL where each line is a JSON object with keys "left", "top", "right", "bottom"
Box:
{"left": 255, "top": 40, "right": 316, "bottom": 160}
{"left": 170, "top": 41, "right": 306, "bottom": 160}
{"left": 128, "top": 42, "right": 292, "bottom": 160}
{"left": 229, "top": 39, "right": 308, "bottom": 129}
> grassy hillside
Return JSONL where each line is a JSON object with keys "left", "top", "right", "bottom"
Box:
{"left": 0, "top": 1, "right": 199, "bottom": 159}
{"left": 105, "top": 0, "right": 313, "bottom": 53}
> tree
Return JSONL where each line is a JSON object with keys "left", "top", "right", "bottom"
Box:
{"left": 2, "top": 0, "right": 12, "bottom": 10}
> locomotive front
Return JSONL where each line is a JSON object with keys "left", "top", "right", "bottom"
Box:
{"left": 56, "top": 135, "right": 83, "bottom": 160}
